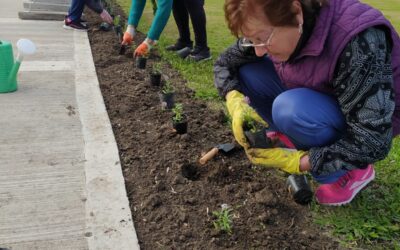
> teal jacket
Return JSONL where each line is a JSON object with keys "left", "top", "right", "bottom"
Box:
{"left": 128, "top": 0, "right": 173, "bottom": 41}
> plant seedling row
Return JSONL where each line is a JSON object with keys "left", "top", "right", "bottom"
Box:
{"left": 86, "top": 4, "right": 340, "bottom": 249}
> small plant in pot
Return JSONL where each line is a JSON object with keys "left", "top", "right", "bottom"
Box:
{"left": 172, "top": 103, "right": 188, "bottom": 134}
{"left": 243, "top": 111, "right": 271, "bottom": 148}
{"left": 113, "top": 15, "right": 122, "bottom": 40}
{"left": 118, "top": 23, "right": 128, "bottom": 55}
{"left": 159, "top": 80, "right": 175, "bottom": 109}
{"left": 149, "top": 62, "right": 162, "bottom": 86}
{"left": 135, "top": 54, "right": 147, "bottom": 69}
{"left": 99, "top": 22, "right": 112, "bottom": 31}
{"left": 132, "top": 43, "right": 147, "bottom": 69}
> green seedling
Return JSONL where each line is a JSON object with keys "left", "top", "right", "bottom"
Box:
{"left": 172, "top": 103, "right": 184, "bottom": 123}
{"left": 242, "top": 108, "right": 272, "bottom": 148}
{"left": 117, "top": 22, "right": 127, "bottom": 44}
{"left": 243, "top": 109, "right": 259, "bottom": 133}
{"left": 113, "top": 14, "right": 120, "bottom": 26}
{"left": 162, "top": 80, "right": 174, "bottom": 94}
{"left": 212, "top": 208, "right": 233, "bottom": 234}
{"left": 152, "top": 62, "right": 162, "bottom": 75}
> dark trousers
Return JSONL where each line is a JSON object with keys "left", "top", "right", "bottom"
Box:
{"left": 172, "top": 0, "right": 208, "bottom": 49}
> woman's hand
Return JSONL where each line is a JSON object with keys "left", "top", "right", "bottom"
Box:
{"left": 121, "top": 25, "right": 135, "bottom": 45}
{"left": 134, "top": 38, "right": 156, "bottom": 57}
{"left": 300, "top": 154, "right": 311, "bottom": 172}
{"left": 100, "top": 9, "right": 113, "bottom": 24}
{"left": 226, "top": 90, "right": 267, "bottom": 148}
{"left": 246, "top": 148, "right": 307, "bottom": 174}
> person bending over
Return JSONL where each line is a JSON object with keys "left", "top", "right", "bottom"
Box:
{"left": 64, "top": 0, "right": 113, "bottom": 31}
{"left": 121, "top": 0, "right": 173, "bottom": 57}
{"left": 214, "top": 0, "right": 400, "bottom": 205}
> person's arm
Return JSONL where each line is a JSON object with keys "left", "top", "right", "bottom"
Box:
{"left": 85, "top": 0, "right": 112, "bottom": 23}
{"left": 128, "top": 0, "right": 146, "bottom": 26}
{"left": 214, "top": 41, "right": 260, "bottom": 98}
{"left": 130, "top": 0, "right": 172, "bottom": 55}
{"left": 147, "top": 0, "right": 173, "bottom": 41}
{"left": 308, "top": 27, "right": 395, "bottom": 176}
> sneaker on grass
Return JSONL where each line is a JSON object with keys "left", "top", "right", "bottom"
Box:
{"left": 166, "top": 41, "right": 193, "bottom": 51}
{"left": 63, "top": 17, "right": 88, "bottom": 31}
{"left": 187, "top": 46, "right": 211, "bottom": 62}
{"left": 315, "top": 164, "right": 375, "bottom": 206}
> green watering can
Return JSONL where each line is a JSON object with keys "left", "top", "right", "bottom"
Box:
{"left": 0, "top": 39, "right": 36, "bottom": 93}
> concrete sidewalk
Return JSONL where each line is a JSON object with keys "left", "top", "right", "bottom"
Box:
{"left": 0, "top": 0, "right": 139, "bottom": 249}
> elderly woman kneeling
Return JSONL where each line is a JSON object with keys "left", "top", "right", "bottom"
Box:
{"left": 214, "top": 0, "right": 400, "bottom": 206}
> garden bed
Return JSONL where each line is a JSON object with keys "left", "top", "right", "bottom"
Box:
{"left": 86, "top": 6, "right": 339, "bottom": 249}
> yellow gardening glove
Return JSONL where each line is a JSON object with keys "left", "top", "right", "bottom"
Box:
{"left": 246, "top": 148, "right": 307, "bottom": 174}
{"left": 226, "top": 90, "right": 267, "bottom": 148}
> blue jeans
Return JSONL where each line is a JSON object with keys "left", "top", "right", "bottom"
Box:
{"left": 239, "top": 57, "right": 347, "bottom": 183}
{"left": 68, "top": 0, "right": 85, "bottom": 21}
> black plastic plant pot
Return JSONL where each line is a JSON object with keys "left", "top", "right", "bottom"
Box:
{"left": 172, "top": 119, "right": 188, "bottom": 134}
{"left": 99, "top": 22, "right": 112, "bottom": 31}
{"left": 159, "top": 92, "right": 175, "bottom": 110}
{"left": 286, "top": 175, "right": 313, "bottom": 205}
{"left": 244, "top": 128, "right": 272, "bottom": 148}
{"left": 136, "top": 56, "right": 147, "bottom": 69}
{"left": 150, "top": 73, "right": 161, "bottom": 86}
{"left": 118, "top": 32, "right": 123, "bottom": 44}
{"left": 114, "top": 25, "right": 121, "bottom": 36}
{"left": 119, "top": 44, "right": 127, "bottom": 55}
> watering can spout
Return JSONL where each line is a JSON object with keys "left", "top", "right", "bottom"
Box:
{"left": 8, "top": 59, "right": 22, "bottom": 84}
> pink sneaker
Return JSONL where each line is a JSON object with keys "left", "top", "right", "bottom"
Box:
{"left": 315, "top": 164, "right": 375, "bottom": 206}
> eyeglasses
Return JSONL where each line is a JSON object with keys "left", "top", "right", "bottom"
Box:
{"left": 239, "top": 28, "right": 276, "bottom": 48}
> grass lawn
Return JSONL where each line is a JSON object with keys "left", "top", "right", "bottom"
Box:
{"left": 114, "top": 0, "right": 400, "bottom": 248}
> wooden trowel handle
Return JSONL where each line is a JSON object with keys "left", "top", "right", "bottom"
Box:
{"left": 199, "top": 147, "right": 219, "bottom": 165}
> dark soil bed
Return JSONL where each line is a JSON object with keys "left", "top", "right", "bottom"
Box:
{"left": 86, "top": 6, "right": 340, "bottom": 249}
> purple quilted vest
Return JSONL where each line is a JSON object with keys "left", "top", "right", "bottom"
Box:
{"left": 274, "top": 0, "right": 400, "bottom": 136}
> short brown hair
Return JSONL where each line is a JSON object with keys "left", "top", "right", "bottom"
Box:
{"left": 224, "top": 0, "right": 328, "bottom": 37}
